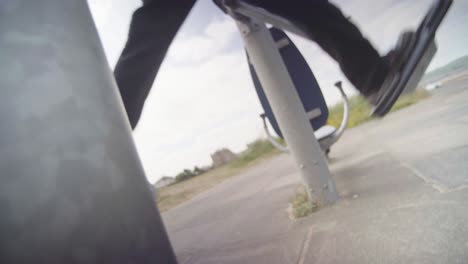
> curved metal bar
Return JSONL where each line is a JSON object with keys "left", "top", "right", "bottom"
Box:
{"left": 260, "top": 114, "right": 290, "bottom": 153}
{"left": 333, "top": 81, "right": 350, "bottom": 140}
{"left": 317, "top": 81, "right": 350, "bottom": 150}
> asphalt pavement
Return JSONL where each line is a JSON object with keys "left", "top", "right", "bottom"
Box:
{"left": 162, "top": 77, "right": 468, "bottom": 264}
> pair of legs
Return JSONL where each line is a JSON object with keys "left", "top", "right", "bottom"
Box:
{"left": 114, "top": 0, "right": 389, "bottom": 129}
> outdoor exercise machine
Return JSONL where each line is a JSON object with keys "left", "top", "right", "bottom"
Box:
{"left": 248, "top": 27, "right": 350, "bottom": 155}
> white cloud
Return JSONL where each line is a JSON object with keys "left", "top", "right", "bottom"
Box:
{"left": 133, "top": 22, "right": 264, "bottom": 181}
{"left": 88, "top": 0, "right": 113, "bottom": 26}
{"left": 88, "top": 0, "right": 140, "bottom": 66}
{"left": 167, "top": 17, "right": 237, "bottom": 64}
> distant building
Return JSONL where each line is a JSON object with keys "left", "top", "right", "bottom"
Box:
{"left": 154, "top": 176, "right": 175, "bottom": 189}
{"left": 211, "top": 148, "right": 237, "bottom": 168}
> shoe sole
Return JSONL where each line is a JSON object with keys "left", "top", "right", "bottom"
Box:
{"left": 371, "top": 0, "right": 453, "bottom": 117}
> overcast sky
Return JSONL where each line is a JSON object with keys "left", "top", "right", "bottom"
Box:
{"left": 88, "top": 0, "right": 468, "bottom": 183}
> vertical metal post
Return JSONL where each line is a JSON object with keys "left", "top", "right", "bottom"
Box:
{"left": 0, "top": 1, "right": 177, "bottom": 263}
{"left": 236, "top": 18, "right": 339, "bottom": 205}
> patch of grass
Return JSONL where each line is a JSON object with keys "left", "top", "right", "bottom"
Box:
{"left": 291, "top": 186, "right": 318, "bottom": 218}
{"left": 230, "top": 139, "right": 281, "bottom": 168}
{"left": 327, "top": 96, "right": 373, "bottom": 129}
{"left": 327, "top": 89, "right": 430, "bottom": 128}
{"left": 390, "top": 89, "right": 430, "bottom": 112}
{"left": 156, "top": 139, "right": 280, "bottom": 212}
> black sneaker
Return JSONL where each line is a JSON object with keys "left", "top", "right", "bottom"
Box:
{"left": 367, "top": 31, "right": 417, "bottom": 114}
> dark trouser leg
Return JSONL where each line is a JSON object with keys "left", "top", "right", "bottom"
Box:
{"left": 114, "top": 1, "right": 196, "bottom": 129}
{"left": 246, "top": 0, "right": 388, "bottom": 96}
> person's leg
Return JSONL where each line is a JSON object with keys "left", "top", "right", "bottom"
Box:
{"left": 245, "top": 0, "right": 388, "bottom": 97}
{"left": 114, "top": 0, "right": 196, "bottom": 129}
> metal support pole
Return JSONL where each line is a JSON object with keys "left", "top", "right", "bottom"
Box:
{"left": 0, "top": 1, "right": 177, "bottom": 263}
{"left": 236, "top": 18, "right": 339, "bottom": 205}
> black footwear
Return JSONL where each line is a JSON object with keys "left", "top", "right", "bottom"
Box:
{"left": 367, "top": 31, "right": 416, "bottom": 107}
{"left": 370, "top": 0, "right": 452, "bottom": 117}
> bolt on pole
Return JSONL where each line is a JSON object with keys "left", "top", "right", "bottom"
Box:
{"left": 0, "top": 1, "right": 177, "bottom": 263}
{"left": 235, "top": 18, "right": 339, "bottom": 206}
